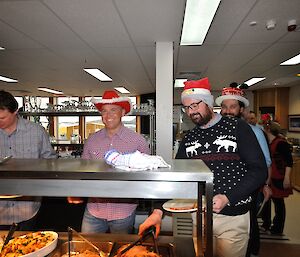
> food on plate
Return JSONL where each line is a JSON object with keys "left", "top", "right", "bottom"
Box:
{"left": 115, "top": 245, "right": 160, "bottom": 257}
{"left": 168, "top": 202, "right": 197, "bottom": 211}
{"left": 62, "top": 249, "right": 106, "bottom": 257}
{"left": 0, "top": 231, "right": 56, "bottom": 257}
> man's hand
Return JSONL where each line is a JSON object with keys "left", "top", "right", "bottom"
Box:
{"left": 138, "top": 209, "right": 163, "bottom": 238}
{"left": 212, "top": 194, "right": 229, "bottom": 213}
{"left": 262, "top": 185, "right": 272, "bottom": 200}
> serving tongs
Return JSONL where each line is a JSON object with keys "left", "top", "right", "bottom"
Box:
{"left": 116, "top": 226, "right": 159, "bottom": 257}
{"left": 67, "top": 227, "right": 106, "bottom": 257}
{"left": 0, "top": 223, "right": 18, "bottom": 253}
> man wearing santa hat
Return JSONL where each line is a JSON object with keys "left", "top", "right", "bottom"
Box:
{"left": 80, "top": 90, "right": 151, "bottom": 234}
{"left": 215, "top": 85, "right": 272, "bottom": 257}
{"left": 175, "top": 78, "right": 267, "bottom": 257}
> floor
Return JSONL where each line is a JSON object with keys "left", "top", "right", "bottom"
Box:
{"left": 259, "top": 189, "right": 300, "bottom": 257}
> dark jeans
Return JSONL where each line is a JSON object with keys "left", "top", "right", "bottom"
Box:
{"left": 261, "top": 197, "right": 286, "bottom": 233}
{"left": 246, "top": 190, "right": 260, "bottom": 257}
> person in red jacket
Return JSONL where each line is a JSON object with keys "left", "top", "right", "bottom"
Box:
{"left": 261, "top": 121, "right": 293, "bottom": 235}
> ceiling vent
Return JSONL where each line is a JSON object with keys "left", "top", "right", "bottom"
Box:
{"left": 177, "top": 71, "right": 202, "bottom": 80}
{"left": 10, "top": 89, "right": 32, "bottom": 94}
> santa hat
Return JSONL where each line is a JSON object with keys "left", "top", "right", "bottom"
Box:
{"left": 181, "top": 77, "right": 214, "bottom": 107}
{"left": 92, "top": 90, "right": 132, "bottom": 114}
{"left": 215, "top": 87, "right": 249, "bottom": 107}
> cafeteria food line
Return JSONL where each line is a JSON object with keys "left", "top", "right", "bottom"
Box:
{"left": 0, "top": 158, "right": 213, "bottom": 257}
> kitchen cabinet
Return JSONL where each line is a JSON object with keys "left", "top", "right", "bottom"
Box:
{"left": 19, "top": 110, "right": 156, "bottom": 154}
{"left": 253, "top": 87, "right": 289, "bottom": 129}
{"left": 0, "top": 158, "right": 213, "bottom": 257}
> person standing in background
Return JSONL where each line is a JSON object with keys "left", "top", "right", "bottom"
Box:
{"left": 247, "top": 111, "right": 258, "bottom": 126}
{"left": 0, "top": 90, "right": 57, "bottom": 231}
{"left": 215, "top": 86, "right": 272, "bottom": 257}
{"left": 261, "top": 121, "right": 293, "bottom": 235}
{"left": 80, "top": 90, "right": 151, "bottom": 234}
{"left": 175, "top": 78, "right": 267, "bottom": 257}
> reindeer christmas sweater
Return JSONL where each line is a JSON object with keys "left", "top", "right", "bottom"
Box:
{"left": 176, "top": 115, "right": 267, "bottom": 216}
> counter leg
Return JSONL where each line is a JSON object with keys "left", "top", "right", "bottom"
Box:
{"left": 204, "top": 181, "right": 213, "bottom": 257}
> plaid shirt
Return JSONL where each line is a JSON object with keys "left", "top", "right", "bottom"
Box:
{"left": 0, "top": 116, "right": 57, "bottom": 224}
{"left": 82, "top": 125, "right": 150, "bottom": 221}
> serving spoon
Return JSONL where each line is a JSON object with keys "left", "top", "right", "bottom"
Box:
{"left": 67, "top": 227, "right": 106, "bottom": 257}
{"left": 0, "top": 223, "right": 18, "bottom": 253}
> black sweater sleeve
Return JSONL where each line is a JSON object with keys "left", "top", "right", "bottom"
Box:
{"left": 226, "top": 119, "right": 268, "bottom": 205}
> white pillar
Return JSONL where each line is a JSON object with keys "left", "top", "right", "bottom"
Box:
{"left": 156, "top": 42, "right": 173, "bottom": 162}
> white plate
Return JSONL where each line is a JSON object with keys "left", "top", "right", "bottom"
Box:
{"left": 0, "top": 156, "right": 12, "bottom": 164}
{"left": 163, "top": 199, "right": 198, "bottom": 213}
{"left": 0, "top": 195, "right": 22, "bottom": 199}
{"left": 4, "top": 231, "right": 58, "bottom": 257}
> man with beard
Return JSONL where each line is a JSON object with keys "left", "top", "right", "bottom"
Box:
{"left": 175, "top": 78, "right": 267, "bottom": 257}
{"left": 215, "top": 86, "right": 272, "bottom": 257}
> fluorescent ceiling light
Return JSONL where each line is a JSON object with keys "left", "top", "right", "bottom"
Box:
{"left": 180, "top": 0, "right": 221, "bottom": 45}
{"left": 174, "top": 79, "right": 187, "bottom": 88}
{"left": 0, "top": 47, "right": 5, "bottom": 50}
{"left": 0, "top": 75, "right": 18, "bottom": 82}
{"left": 84, "top": 68, "right": 112, "bottom": 82}
{"left": 280, "top": 53, "right": 300, "bottom": 65}
{"left": 244, "top": 77, "right": 266, "bottom": 87}
{"left": 38, "top": 87, "right": 64, "bottom": 95}
{"left": 114, "top": 87, "right": 130, "bottom": 94}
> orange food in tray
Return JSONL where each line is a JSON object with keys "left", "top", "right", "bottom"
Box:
{"left": 116, "top": 245, "right": 160, "bottom": 257}
{"left": 0, "top": 231, "right": 57, "bottom": 257}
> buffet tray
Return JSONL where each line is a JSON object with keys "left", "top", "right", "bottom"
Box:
{"left": 49, "top": 240, "right": 175, "bottom": 257}
{"left": 113, "top": 241, "right": 175, "bottom": 257}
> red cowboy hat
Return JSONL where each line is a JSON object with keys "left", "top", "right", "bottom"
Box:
{"left": 92, "top": 90, "right": 131, "bottom": 114}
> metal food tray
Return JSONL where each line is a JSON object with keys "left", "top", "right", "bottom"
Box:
{"left": 49, "top": 241, "right": 113, "bottom": 257}
{"left": 49, "top": 240, "right": 175, "bottom": 257}
{"left": 113, "top": 241, "right": 175, "bottom": 257}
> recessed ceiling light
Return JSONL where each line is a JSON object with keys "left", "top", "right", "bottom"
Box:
{"left": 244, "top": 77, "right": 266, "bottom": 86}
{"left": 114, "top": 87, "right": 130, "bottom": 94}
{"left": 180, "top": 0, "right": 221, "bottom": 45}
{"left": 280, "top": 53, "right": 300, "bottom": 65}
{"left": 0, "top": 75, "right": 18, "bottom": 82}
{"left": 38, "top": 87, "right": 64, "bottom": 95}
{"left": 84, "top": 68, "right": 112, "bottom": 82}
{"left": 0, "top": 47, "right": 5, "bottom": 50}
{"left": 174, "top": 79, "right": 187, "bottom": 88}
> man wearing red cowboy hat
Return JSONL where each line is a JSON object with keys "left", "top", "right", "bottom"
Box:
{"left": 174, "top": 78, "right": 267, "bottom": 257}
{"left": 215, "top": 85, "right": 272, "bottom": 257}
{"left": 80, "top": 90, "right": 150, "bottom": 234}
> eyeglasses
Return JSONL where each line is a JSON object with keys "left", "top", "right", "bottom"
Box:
{"left": 181, "top": 101, "right": 203, "bottom": 113}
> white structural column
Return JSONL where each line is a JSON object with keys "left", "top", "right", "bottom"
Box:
{"left": 156, "top": 42, "right": 173, "bottom": 162}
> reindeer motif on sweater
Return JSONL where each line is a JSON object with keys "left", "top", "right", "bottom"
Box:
{"left": 213, "top": 135, "right": 237, "bottom": 152}
{"left": 175, "top": 116, "right": 268, "bottom": 216}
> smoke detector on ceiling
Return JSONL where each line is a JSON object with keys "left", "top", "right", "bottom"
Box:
{"left": 266, "top": 19, "right": 276, "bottom": 30}
{"left": 287, "top": 19, "right": 297, "bottom": 31}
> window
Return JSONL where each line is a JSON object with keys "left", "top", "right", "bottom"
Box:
{"left": 14, "top": 96, "right": 23, "bottom": 109}
{"left": 56, "top": 97, "right": 79, "bottom": 141}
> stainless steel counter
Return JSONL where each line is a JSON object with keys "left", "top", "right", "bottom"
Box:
{"left": 0, "top": 158, "right": 213, "bottom": 257}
